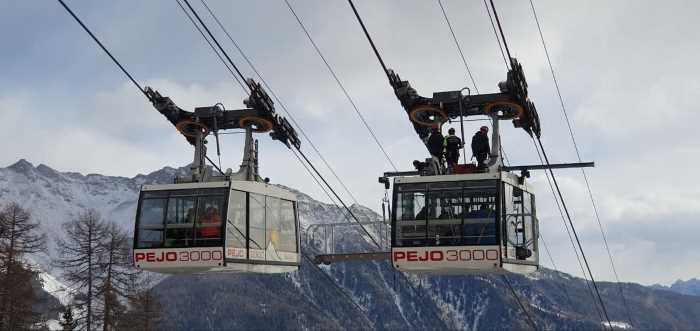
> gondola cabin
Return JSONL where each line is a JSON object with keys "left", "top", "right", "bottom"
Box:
{"left": 133, "top": 180, "right": 300, "bottom": 274}
{"left": 391, "top": 170, "right": 538, "bottom": 274}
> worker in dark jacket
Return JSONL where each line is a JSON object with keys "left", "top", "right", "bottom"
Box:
{"left": 444, "top": 128, "right": 462, "bottom": 173}
{"left": 471, "top": 126, "right": 490, "bottom": 169}
{"left": 427, "top": 126, "right": 445, "bottom": 173}
{"left": 427, "top": 127, "right": 444, "bottom": 159}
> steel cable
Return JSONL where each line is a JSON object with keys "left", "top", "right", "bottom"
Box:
{"left": 198, "top": 0, "right": 363, "bottom": 207}
{"left": 283, "top": 0, "right": 398, "bottom": 172}
{"left": 527, "top": 0, "right": 633, "bottom": 325}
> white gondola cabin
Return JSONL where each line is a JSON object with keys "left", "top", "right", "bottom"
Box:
{"left": 133, "top": 180, "right": 300, "bottom": 274}
{"left": 133, "top": 84, "right": 303, "bottom": 274}
{"left": 391, "top": 170, "right": 538, "bottom": 274}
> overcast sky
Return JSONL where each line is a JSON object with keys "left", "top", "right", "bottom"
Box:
{"left": 1, "top": 0, "right": 698, "bottom": 285}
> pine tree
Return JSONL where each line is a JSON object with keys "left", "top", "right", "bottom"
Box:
{"left": 60, "top": 305, "right": 76, "bottom": 331}
{"left": 96, "top": 222, "right": 135, "bottom": 331}
{"left": 0, "top": 202, "right": 46, "bottom": 330}
{"left": 116, "top": 273, "right": 162, "bottom": 331}
{"left": 55, "top": 209, "right": 107, "bottom": 331}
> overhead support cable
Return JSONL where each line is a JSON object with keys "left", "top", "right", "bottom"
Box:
{"left": 437, "top": 0, "right": 479, "bottom": 94}
{"left": 56, "top": 0, "right": 235, "bottom": 176}
{"left": 283, "top": 0, "right": 398, "bottom": 171}
{"left": 538, "top": 233, "right": 574, "bottom": 307}
{"left": 501, "top": 275, "right": 538, "bottom": 331}
{"left": 174, "top": 0, "right": 247, "bottom": 93}
{"left": 56, "top": 0, "right": 148, "bottom": 99}
{"left": 197, "top": 0, "right": 363, "bottom": 206}
{"left": 179, "top": 0, "right": 382, "bottom": 249}
{"left": 487, "top": 0, "right": 514, "bottom": 63}
{"left": 346, "top": 0, "right": 393, "bottom": 83}
{"left": 296, "top": 148, "right": 382, "bottom": 249}
{"left": 180, "top": 0, "right": 250, "bottom": 92}
{"left": 535, "top": 137, "right": 612, "bottom": 328}
{"left": 482, "top": 0, "right": 509, "bottom": 70}
{"left": 527, "top": 0, "right": 633, "bottom": 325}
{"left": 291, "top": 148, "right": 339, "bottom": 208}
{"left": 482, "top": 0, "right": 612, "bottom": 326}
{"left": 531, "top": 138, "right": 605, "bottom": 322}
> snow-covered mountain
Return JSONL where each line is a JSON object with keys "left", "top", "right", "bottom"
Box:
{"left": 1, "top": 160, "right": 700, "bottom": 330}
{"left": 652, "top": 278, "right": 700, "bottom": 297}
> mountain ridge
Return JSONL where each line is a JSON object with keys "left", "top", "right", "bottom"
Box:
{"left": 1, "top": 159, "right": 699, "bottom": 330}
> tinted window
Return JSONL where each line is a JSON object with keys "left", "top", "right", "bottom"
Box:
{"left": 136, "top": 198, "right": 166, "bottom": 248}
{"left": 195, "top": 195, "right": 225, "bottom": 247}
{"left": 164, "top": 196, "right": 195, "bottom": 247}
{"left": 226, "top": 190, "right": 247, "bottom": 249}
{"left": 427, "top": 190, "right": 462, "bottom": 246}
{"left": 139, "top": 199, "right": 166, "bottom": 227}
{"left": 135, "top": 188, "right": 228, "bottom": 249}
{"left": 463, "top": 188, "right": 497, "bottom": 245}
{"left": 278, "top": 200, "right": 297, "bottom": 253}
{"left": 503, "top": 184, "right": 536, "bottom": 258}
{"left": 249, "top": 193, "right": 266, "bottom": 258}
{"left": 395, "top": 190, "right": 427, "bottom": 246}
{"left": 265, "top": 196, "right": 282, "bottom": 260}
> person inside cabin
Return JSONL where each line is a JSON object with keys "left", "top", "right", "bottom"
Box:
{"left": 444, "top": 128, "right": 462, "bottom": 174}
{"left": 471, "top": 125, "right": 491, "bottom": 170}
{"left": 427, "top": 126, "right": 445, "bottom": 170}
{"left": 199, "top": 206, "right": 222, "bottom": 241}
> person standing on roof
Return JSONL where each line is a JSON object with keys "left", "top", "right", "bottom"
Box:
{"left": 471, "top": 126, "right": 491, "bottom": 170}
{"left": 444, "top": 128, "right": 462, "bottom": 174}
{"left": 427, "top": 126, "right": 445, "bottom": 172}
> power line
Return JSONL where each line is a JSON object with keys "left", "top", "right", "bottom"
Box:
{"left": 437, "top": 0, "right": 479, "bottom": 94}
{"left": 283, "top": 0, "right": 398, "bottom": 172}
{"left": 527, "top": 0, "right": 633, "bottom": 325}
{"left": 198, "top": 0, "right": 363, "bottom": 206}
{"left": 56, "top": 0, "right": 148, "bottom": 99}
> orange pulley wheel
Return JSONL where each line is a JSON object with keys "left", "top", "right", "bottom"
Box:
{"left": 175, "top": 119, "right": 210, "bottom": 138}
{"left": 239, "top": 116, "right": 274, "bottom": 133}
{"left": 483, "top": 101, "right": 525, "bottom": 119}
{"left": 409, "top": 105, "right": 449, "bottom": 127}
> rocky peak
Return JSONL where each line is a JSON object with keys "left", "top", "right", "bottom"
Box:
{"left": 7, "top": 158, "right": 35, "bottom": 173}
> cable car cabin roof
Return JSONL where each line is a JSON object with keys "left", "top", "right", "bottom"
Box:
{"left": 392, "top": 171, "right": 533, "bottom": 193}
{"left": 140, "top": 180, "right": 297, "bottom": 202}
{"left": 134, "top": 180, "right": 300, "bottom": 274}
